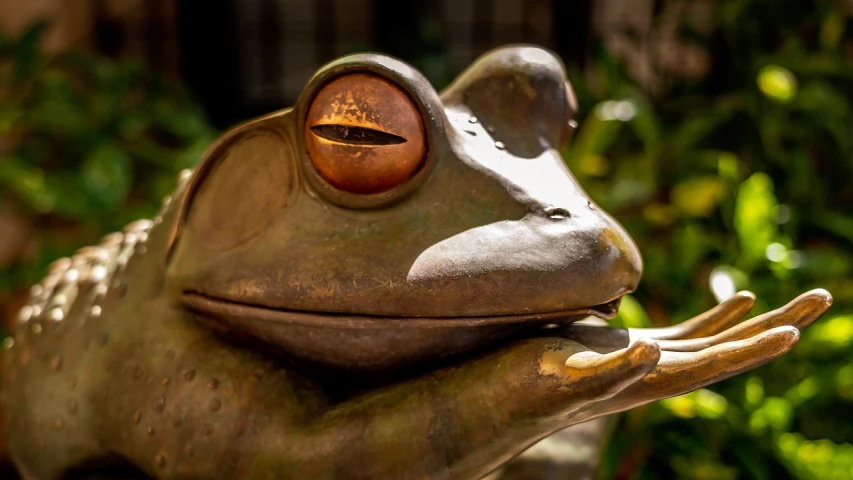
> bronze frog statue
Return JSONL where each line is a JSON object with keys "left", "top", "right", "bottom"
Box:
{"left": 0, "top": 46, "right": 832, "bottom": 479}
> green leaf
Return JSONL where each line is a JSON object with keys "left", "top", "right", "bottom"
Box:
{"left": 670, "top": 110, "right": 733, "bottom": 155}
{"left": 750, "top": 397, "right": 793, "bottom": 432}
{"left": 567, "top": 112, "right": 623, "bottom": 160}
{"left": 777, "top": 433, "right": 853, "bottom": 480}
{"left": 671, "top": 177, "right": 726, "bottom": 217}
{"left": 81, "top": 143, "right": 132, "bottom": 209}
{"left": 716, "top": 151, "right": 741, "bottom": 182}
{"left": 813, "top": 212, "right": 853, "bottom": 246}
{"left": 611, "top": 294, "right": 651, "bottom": 328}
{"left": 13, "top": 21, "right": 48, "bottom": 80}
{"left": 734, "top": 173, "right": 778, "bottom": 266}
{"left": 805, "top": 314, "right": 853, "bottom": 351}
{"left": 695, "top": 389, "right": 729, "bottom": 419}
{"left": 757, "top": 65, "right": 798, "bottom": 103}
{"left": 820, "top": 12, "right": 845, "bottom": 50}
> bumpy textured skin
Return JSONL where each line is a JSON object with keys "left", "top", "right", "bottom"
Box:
{"left": 2, "top": 172, "right": 332, "bottom": 477}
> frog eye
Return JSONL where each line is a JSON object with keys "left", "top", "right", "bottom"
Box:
{"left": 304, "top": 73, "right": 426, "bottom": 194}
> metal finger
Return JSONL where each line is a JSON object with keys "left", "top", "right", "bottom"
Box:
{"left": 630, "top": 291, "right": 755, "bottom": 341}
{"left": 655, "top": 289, "right": 830, "bottom": 352}
{"left": 561, "top": 338, "right": 661, "bottom": 400}
{"left": 615, "top": 326, "right": 800, "bottom": 411}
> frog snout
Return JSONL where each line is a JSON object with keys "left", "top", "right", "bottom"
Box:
{"left": 407, "top": 206, "right": 642, "bottom": 316}
{"left": 537, "top": 207, "right": 642, "bottom": 308}
{"left": 581, "top": 214, "right": 643, "bottom": 303}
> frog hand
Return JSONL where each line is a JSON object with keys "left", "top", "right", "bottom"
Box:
{"left": 528, "top": 336, "right": 661, "bottom": 416}
{"left": 563, "top": 288, "right": 832, "bottom": 421}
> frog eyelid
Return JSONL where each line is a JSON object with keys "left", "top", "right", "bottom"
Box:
{"left": 295, "top": 54, "right": 445, "bottom": 208}
{"left": 302, "top": 73, "right": 426, "bottom": 195}
{"left": 309, "top": 124, "right": 407, "bottom": 146}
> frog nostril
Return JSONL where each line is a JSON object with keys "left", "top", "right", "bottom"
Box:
{"left": 545, "top": 207, "right": 571, "bottom": 220}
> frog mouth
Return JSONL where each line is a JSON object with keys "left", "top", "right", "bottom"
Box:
{"left": 180, "top": 291, "right": 624, "bottom": 327}
{"left": 182, "top": 292, "right": 626, "bottom": 371}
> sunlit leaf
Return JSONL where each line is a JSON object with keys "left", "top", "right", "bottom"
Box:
{"left": 671, "top": 177, "right": 726, "bottom": 217}
{"left": 750, "top": 397, "right": 793, "bottom": 432}
{"left": 734, "top": 173, "right": 778, "bottom": 266}
{"left": 695, "top": 389, "right": 728, "bottom": 419}
{"left": 661, "top": 394, "right": 696, "bottom": 419}
{"left": 577, "top": 155, "right": 610, "bottom": 176}
{"left": 670, "top": 456, "right": 737, "bottom": 480}
{"left": 745, "top": 377, "right": 765, "bottom": 408}
{"left": 785, "top": 376, "right": 819, "bottom": 406}
{"left": 642, "top": 202, "right": 679, "bottom": 226}
{"left": 716, "top": 152, "right": 740, "bottom": 182}
{"left": 805, "top": 314, "right": 853, "bottom": 351}
{"left": 660, "top": 389, "right": 728, "bottom": 421}
{"left": 758, "top": 65, "right": 798, "bottom": 103}
{"left": 835, "top": 365, "right": 853, "bottom": 400}
{"left": 567, "top": 114, "right": 622, "bottom": 163}
{"left": 612, "top": 294, "right": 650, "bottom": 328}
{"left": 777, "top": 433, "right": 853, "bottom": 480}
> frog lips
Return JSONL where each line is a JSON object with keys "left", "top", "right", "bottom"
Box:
{"left": 180, "top": 291, "right": 627, "bottom": 326}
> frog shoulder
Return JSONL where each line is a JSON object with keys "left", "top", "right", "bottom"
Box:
{"left": 13, "top": 168, "right": 195, "bottom": 330}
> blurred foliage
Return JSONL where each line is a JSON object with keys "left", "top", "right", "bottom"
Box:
{"left": 568, "top": 1, "right": 853, "bottom": 479}
{"left": 0, "top": 22, "right": 216, "bottom": 300}
{"left": 1, "top": 1, "right": 853, "bottom": 479}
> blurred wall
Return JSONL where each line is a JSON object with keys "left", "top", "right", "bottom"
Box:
{"left": 0, "top": 0, "right": 179, "bottom": 71}
{"left": 0, "top": 0, "right": 94, "bottom": 53}
{"left": 1, "top": 0, "right": 714, "bottom": 126}
{"left": 0, "top": 0, "right": 751, "bottom": 127}
{"left": 177, "top": 0, "right": 592, "bottom": 127}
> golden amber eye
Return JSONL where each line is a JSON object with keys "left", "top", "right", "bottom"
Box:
{"left": 304, "top": 73, "right": 426, "bottom": 194}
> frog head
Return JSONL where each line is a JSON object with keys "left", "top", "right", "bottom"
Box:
{"left": 165, "top": 45, "right": 642, "bottom": 371}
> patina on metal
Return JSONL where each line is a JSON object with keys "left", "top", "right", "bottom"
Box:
{"left": 0, "top": 45, "right": 833, "bottom": 479}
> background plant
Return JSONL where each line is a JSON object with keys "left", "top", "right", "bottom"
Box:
{"left": 1, "top": 1, "right": 853, "bottom": 478}
{"left": 566, "top": 1, "right": 853, "bottom": 478}
{"left": 0, "top": 22, "right": 216, "bottom": 311}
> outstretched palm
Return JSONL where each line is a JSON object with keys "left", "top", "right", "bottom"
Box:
{"left": 548, "top": 288, "right": 832, "bottom": 423}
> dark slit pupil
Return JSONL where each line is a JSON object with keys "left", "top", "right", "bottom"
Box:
{"left": 310, "top": 125, "right": 407, "bottom": 145}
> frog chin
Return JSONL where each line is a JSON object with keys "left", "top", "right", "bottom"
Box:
{"left": 179, "top": 290, "right": 627, "bottom": 372}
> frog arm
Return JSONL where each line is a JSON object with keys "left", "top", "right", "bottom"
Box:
{"left": 234, "top": 337, "right": 660, "bottom": 480}
{"left": 480, "top": 289, "right": 775, "bottom": 480}
{"left": 230, "top": 291, "right": 828, "bottom": 480}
